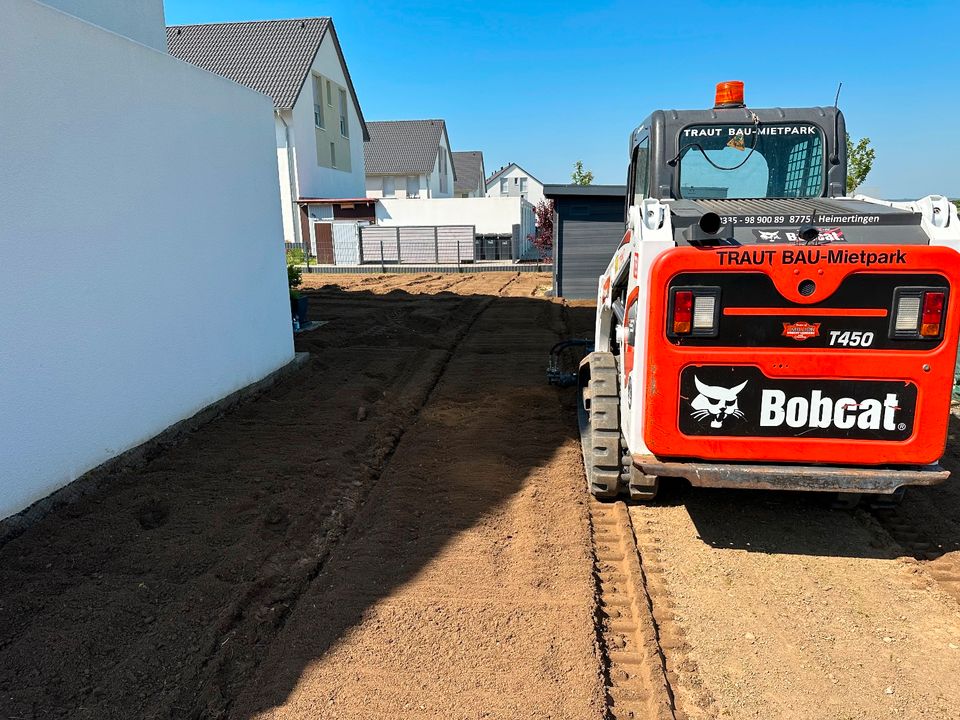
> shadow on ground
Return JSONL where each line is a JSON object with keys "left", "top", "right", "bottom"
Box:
{"left": 0, "top": 282, "right": 594, "bottom": 720}
{"left": 652, "top": 431, "right": 960, "bottom": 561}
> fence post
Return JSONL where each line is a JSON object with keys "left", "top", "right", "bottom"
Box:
{"left": 357, "top": 224, "right": 364, "bottom": 265}
{"left": 380, "top": 239, "right": 385, "bottom": 274}
{"left": 396, "top": 227, "right": 401, "bottom": 265}
{"left": 434, "top": 226, "right": 439, "bottom": 264}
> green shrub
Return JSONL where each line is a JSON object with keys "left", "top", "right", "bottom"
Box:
{"left": 287, "top": 262, "right": 302, "bottom": 291}
{"left": 285, "top": 247, "right": 306, "bottom": 266}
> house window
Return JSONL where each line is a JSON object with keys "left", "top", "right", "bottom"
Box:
{"left": 313, "top": 77, "right": 324, "bottom": 129}
{"left": 499, "top": 178, "right": 508, "bottom": 194}
{"left": 519, "top": 177, "right": 528, "bottom": 193}
{"left": 330, "top": 142, "right": 336, "bottom": 168}
{"left": 383, "top": 177, "right": 396, "bottom": 197}
{"left": 406, "top": 176, "right": 419, "bottom": 198}
{"left": 338, "top": 89, "right": 348, "bottom": 137}
{"left": 326, "top": 80, "right": 333, "bottom": 106}
{"left": 439, "top": 150, "right": 448, "bottom": 194}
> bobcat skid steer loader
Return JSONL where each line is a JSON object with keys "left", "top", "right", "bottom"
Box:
{"left": 580, "top": 81, "right": 960, "bottom": 502}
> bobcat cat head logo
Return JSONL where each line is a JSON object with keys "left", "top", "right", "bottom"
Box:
{"left": 690, "top": 376, "right": 747, "bottom": 429}
{"left": 757, "top": 230, "right": 781, "bottom": 242}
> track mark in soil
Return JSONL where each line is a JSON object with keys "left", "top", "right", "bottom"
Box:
{"left": 629, "top": 505, "right": 719, "bottom": 720}
{"left": 229, "top": 285, "right": 603, "bottom": 719}
{"left": 173, "top": 297, "right": 496, "bottom": 718}
{"left": 495, "top": 272, "right": 522, "bottom": 296}
{"left": 590, "top": 499, "right": 675, "bottom": 720}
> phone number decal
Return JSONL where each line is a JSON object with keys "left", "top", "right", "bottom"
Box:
{"left": 718, "top": 214, "right": 884, "bottom": 226}
{"left": 719, "top": 215, "right": 812, "bottom": 225}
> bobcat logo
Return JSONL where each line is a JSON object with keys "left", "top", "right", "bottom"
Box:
{"left": 690, "top": 376, "right": 747, "bottom": 429}
{"left": 757, "top": 230, "right": 781, "bottom": 242}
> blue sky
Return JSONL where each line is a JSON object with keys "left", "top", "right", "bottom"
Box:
{"left": 164, "top": 1, "right": 959, "bottom": 198}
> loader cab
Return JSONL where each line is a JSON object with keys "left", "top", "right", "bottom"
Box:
{"left": 624, "top": 86, "right": 847, "bottom": 221}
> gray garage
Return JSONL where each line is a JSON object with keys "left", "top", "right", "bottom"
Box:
{"left": 544, "top": 184, "right": 626, "bottom": 300}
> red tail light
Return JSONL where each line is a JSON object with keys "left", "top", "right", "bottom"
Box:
{"left": 673, "top": 291, "right": 693, "bottom": 334}
{"left": 669, "top": 287, "right": 721, "bottom": 337}
{"left": 921, "top": 291, "right": 945, "bottom": 337}
{"left": 891, "top": 287, "right": 948, "bottom": 339}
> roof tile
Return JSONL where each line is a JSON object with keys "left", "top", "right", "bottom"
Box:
{"left": 452, "top": 151, "right": 484, "bottom": 194}
{"left": 364, "top": 120, "right": 451, "bottom": 176}
{"left": 166, "top": 18, "right": 330, "bottom": 109}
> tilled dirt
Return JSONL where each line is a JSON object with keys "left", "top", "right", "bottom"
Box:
{"left": 231, "top": 274, "right": 602, "bottom": 719}
{"left": 6, "top": 273, "right": 960, "bottom": 720}
{"left": 630, "top": 489, "right": 960, "bottom": 720}
{"left": 0, "top": 272, "right": 602, "bottom": 719}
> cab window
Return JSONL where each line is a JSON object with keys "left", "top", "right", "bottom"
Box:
{"left": 633, "top": 137, "right": 650, "bottom": 205}
{"left": 677, "top": 123, "right": 824, "bottom": 199}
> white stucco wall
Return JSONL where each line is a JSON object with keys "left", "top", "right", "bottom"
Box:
{"left": 376, "top": 197, "right": 529, "bottom": 235}
{"left": 40, "top": 0, "right": 167, "bottom": 50}
{"left": 0, "top": 0, "right": 294, "bottom": 520}
{"left": 428, "top": 129, "right": 454, "bottom": 198}
{"left": 290, "top": 34, "right": 366, "bottom": 202}
{"left": 275, "top": 112, "right": 298, "bottom": 243}
{"left": 427, "top": 152, "right": 444, "bottom": 198}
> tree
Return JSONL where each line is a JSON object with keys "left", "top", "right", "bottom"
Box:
{"left": 571, "top": 160, "right": 594, "bottom": 186}
{"left": 846, "top": 134, "right": 876, "bottom": 195}
{"left": 528, "top": 199, "right": 555, "bottom": 260}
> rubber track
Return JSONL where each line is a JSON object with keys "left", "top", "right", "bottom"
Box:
{"left": 587, "top": 352, "right": 623, "bottom": 498}
{"left": 590, "top": 498, "right": 675, "bottom": 720}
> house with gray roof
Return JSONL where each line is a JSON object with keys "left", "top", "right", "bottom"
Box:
{"left": 452, "top": 151, "right": 487, "bottom": 198}
{"left": 364, "top": 120, "right": 457, "bottom": 199}
{"left": 167, "top": 17, "right": 371, "bottom": 244}
{"left": 486, "top": 162, "right": 545, "bottom": 206}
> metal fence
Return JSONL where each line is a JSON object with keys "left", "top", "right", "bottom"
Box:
{"left": 360, "top": 226, "right": 475, "bottom": 265}
{"left": 287, "top": 222, "right": 551, "bottom": 270}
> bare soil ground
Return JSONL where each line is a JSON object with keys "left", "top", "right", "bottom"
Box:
{"left": 0, "top": 272, "right": 603, "bottom": 719}
{"left": 5, "top": 274, "right": 960, "bottom": 720}
{"left": 630, "top": 490, "right": 960, "bottom": 720}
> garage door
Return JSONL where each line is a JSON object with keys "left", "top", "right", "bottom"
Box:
{"left": 559, "top": 220, "right": 623, "bottom": 300}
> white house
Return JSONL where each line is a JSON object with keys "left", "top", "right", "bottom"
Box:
{"left": 486, "top": 163, "right": 545, "bottom": 206}
{"left": 452, "top": 151, "right": 487, "bottom": 198}
{"left": 2, "top": 0, "right": 293, "bottom": 520}
{"left": 167, "top": 18, "right": 371, "bottom": 244}
{"left": 365, "top": 120, "right": 457, "bottom": 199}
